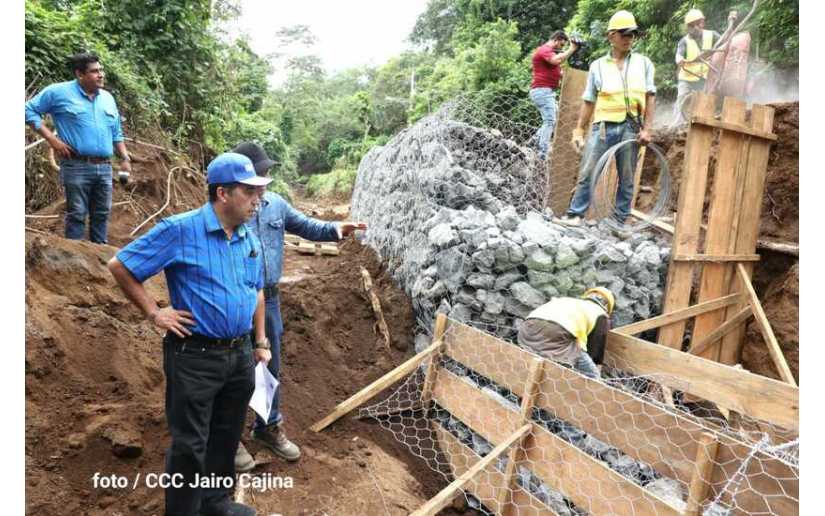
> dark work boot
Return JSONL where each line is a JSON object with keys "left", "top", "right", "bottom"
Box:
{"left": 252, "top": 423, "right": 301, "bottom": 462}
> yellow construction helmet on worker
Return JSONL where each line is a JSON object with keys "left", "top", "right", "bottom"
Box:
{"left": 685, "top": 8, "right": 705, "bottom": 26}
{"left": 583, "top": 287, "right": 615, "bottom": 315}
{"left": 606, "top": 10, "right": 638, "bottom": 33}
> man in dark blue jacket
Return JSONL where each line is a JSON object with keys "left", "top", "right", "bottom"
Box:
{"left": 232, "top": 142, "right": 366, "bottom": 470}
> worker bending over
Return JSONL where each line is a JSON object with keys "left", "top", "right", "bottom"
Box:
{"left": 517, "top": 288, "right": 615, "bottom": 379}
{"left": 558, "top": 10, "right": 656, "bottom": 228}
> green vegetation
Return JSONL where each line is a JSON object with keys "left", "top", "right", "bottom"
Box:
{"left": 25, "top": 0, "right": 798, "bottom": 200}
{"left": 305, "top": 168, "right": 359, "bottom": 199}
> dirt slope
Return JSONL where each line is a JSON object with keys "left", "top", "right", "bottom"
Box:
{"left": 24, "top": 226, "right": 462, "bottom": 515}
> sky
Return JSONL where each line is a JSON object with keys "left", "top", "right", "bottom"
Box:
{"left": 228, "top": 0, "right": 432, "bottom": 85}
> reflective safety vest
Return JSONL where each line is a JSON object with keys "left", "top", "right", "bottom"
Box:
{"left": 526, "top": 297, "right": 607, "bottom": 351}
{"left": 592, "top": 53, "right": 649, "bottom": 124}
{"left": 679, "top": 30, "right": 714, "bottom": 82}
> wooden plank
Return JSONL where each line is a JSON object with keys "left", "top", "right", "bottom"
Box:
{"left": 613, "top": 293, "right": 740, "bottom": 335}
{"left": 605, "top": 331, "right": 798, "bottom": 431}
{"left": 691, "top": 97, "right": 749, "bottom": 362}
{"left": 526, "top": 424, "right": 682, "bottom": 516}
{"left": 691, "top": 116, "right": 778, "bottom": 141}
{"left": 630, "top": 146, "right": 647, "bottom": 211}
{"left": 310, "top": 340, "right": 442, "bottom": 432}
{"left": 685, "top": 433, "right": 720, "bottom": 515}
{"left": 658, "top": 93, "right": 717, "bottom": 350}
{"left": 709, "top": 438, "right": 799, "bottom": 514}
{"left": 413, "top": 423, "right": 531, "bottom": 516}
{"left": 719, "top": 104, "right": 776, "bottom": 365}
{"left": 433, "top": 423, "right": 560, "bottom": 516}
{"left": 673, "top": 254, "right": 760, "bottom": 262}
{"left": 443, "top": 322, "right": 535, "bottom": 398}
{"left": 420, "top": 313, "right": 449, "bottom": 406}
{"left": 688, "top": 306, "right": 753, "bottom": 357}
{"left": 498, "top": 358, "right": 544, "bottom": 513}
{"left": 546, "top": 68, "right": 590, "bottom": 214}
{"left": 631, "top": 209, "right": 676, "bottom": 233}
{"left": 431, "top": 368, "right": 521, "bottom": 446}
{"left": 736, "top": 264, "right": 796, "bottom": 385}
{"left": 632, "top": 211, "right": 798, "bottom": 258}
{"left": 535, "top": 355, "right": 703, "bottom": 486}
{"left": 757, "top": 239, "right": 799, "bottom": 256}
{"left": 360, "top": 266, "right": 391, "bottom": 351}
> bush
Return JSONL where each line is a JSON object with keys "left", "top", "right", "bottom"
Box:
{"left": 305, "top": 168, "right": 358, "bottom": 198}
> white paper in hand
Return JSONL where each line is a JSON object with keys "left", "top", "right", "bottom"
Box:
{"left": 249, "top": 362, "right": 279, "bottom": 422}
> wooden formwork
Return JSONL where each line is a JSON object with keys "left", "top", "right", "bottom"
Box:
{"left": 545, "top": 68, "right": 589, "bottom": 215}
{"left": 312, "top": 314, "right": 799, "bottom": 515}
{"left": 647, "top": 93, "right": 795, "bottom": 386}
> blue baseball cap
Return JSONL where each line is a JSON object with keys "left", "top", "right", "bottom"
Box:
{"left": 206, "top": 152, "right": 273, "bottom": 186}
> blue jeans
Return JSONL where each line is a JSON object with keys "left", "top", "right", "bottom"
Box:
{"left": 529, "top": 88, "right": 557, "bottom": 159}
{"left": 59, "top": 159, "right": 113, "bottom": 243}
{"left": 567, "top": 120, "right": 639, "bottom": 223}
{"left": 253, "top": 294, "right": 284, "bottom": 430}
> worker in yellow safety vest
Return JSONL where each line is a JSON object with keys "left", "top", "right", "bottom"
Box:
{"left": 517, "top": 287, "right": 615, "bottom": 379}
{"left": 557, "top": 10, "right": 656, "bottom": 229}
{"left": 672, "top": 8, "right": 737, "bottom": 124}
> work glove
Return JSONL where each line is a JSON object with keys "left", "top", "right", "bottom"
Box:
{"left": 571, "top": 128, "right": 586, "bottom": 154}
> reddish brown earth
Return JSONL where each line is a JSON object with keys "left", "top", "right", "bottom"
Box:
{"left": 25, "top": 141, "right": 470, "bottom": 515}
{"left": 24, "top": 228, "right": 471, "bottom": 515}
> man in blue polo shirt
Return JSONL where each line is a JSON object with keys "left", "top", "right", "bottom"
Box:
{"left": 107, "top": 153, "right": 272, "bottom": 516}
{"left": 25, "top": 52, "right": 132, "bottom": 244}
{"left": 230, "top": 142, "right": 366, "bottom": 470}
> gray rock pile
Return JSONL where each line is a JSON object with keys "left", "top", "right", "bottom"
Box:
{"left": 352, "top": 115, "right": 671, "bottom": 336}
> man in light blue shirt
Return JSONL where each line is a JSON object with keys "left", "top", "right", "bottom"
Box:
{"left": 231, "top": 142, "right": 366, "bottom": 470}
{"left": 25, "top": 52, "right": 132, "bottom": 243}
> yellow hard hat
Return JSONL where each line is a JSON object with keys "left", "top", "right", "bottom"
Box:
{"left": 583, "top": 287, "right": 615, "bottom": 315}
{"left": 685, "top": 8, "right": 705, "bottom": 25}
{"left": 607, "top": 10, "right": 638, "bottom": 32}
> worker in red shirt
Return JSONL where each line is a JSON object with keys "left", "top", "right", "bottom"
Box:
{"left": 530, "top": 30, "right": 578, "bottom": 160}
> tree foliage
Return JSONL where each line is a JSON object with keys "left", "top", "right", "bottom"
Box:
{"left": 26, "top": 0, "right": 799, "bottom": 194}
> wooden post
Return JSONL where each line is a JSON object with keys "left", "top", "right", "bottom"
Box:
{"left": 546, "top": 69, "right": 589, "bottom": 214}
{"left": 688, "top": 306, "right": 753, "bottom": 357}
{"left": 691, "top": 97, "right": 748, "bottom": 361}
{"left": 310, "top": 340, "right": 443, "bottom": 432}
{"left": 630, "top": 146, "right": 647, "bottom": 211}
{"left": 719, "top": 105, "right": 776, "bottom": 365}
{"left": 420, "top": 313, "right": 449, "bottom": 407}
{"left": 360, "top": 267, "right": 391, "bottom": 351}
{"left": 498, "top": 358, "right": 544, "bottom": 516}
{"left": 657, "top": 93, "right": 717, "bottom": 350}
{"left": 736, "top": 264, "right": 796, "bottom": 385}
{"left": 412, "top": 424, "right": 532, "bottom": 516}
{"left": 685, "top": 432, "right": 720, "bottom": 515}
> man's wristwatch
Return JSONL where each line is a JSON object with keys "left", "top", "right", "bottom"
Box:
{"left": 254, "top": 337, "right": 271, "bottom": 350}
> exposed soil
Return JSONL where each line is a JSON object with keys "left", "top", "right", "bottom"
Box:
{"left": 26, "top": 139, "right": 207, "bottom": 248}
{"left": 25, "top": 162, "right": 467, "bottom": 515}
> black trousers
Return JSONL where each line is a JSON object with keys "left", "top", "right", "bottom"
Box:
{"left": 162, "top": 334, "right": 256, "bottom": 516}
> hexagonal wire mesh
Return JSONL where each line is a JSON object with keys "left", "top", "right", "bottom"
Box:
{"left": 359, "top": 321, "right": 798, "bottom": 515}
{"left": 350, "top": 91, "right": 797, "bottom": 515}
